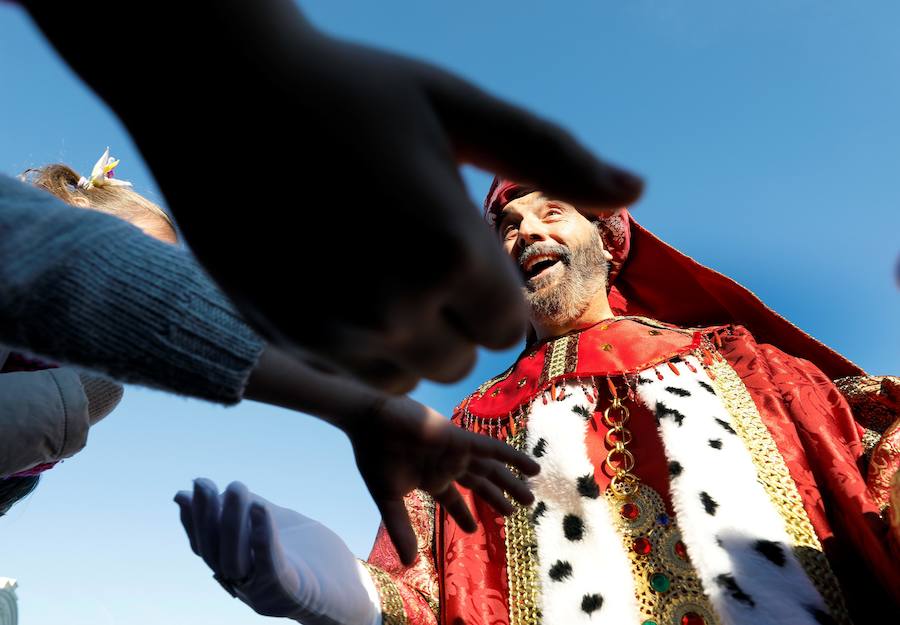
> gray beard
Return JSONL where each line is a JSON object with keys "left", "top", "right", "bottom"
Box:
{"left": 523, "top": 227, "right": 609, "bottom": 326}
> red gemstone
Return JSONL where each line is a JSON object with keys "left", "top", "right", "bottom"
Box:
{"left": 674, "top": 540, "right": 688, "bottom": 560}
{"left": 632, "top": 537, "right": 652, "bottom": 555}
{"left": 620, "top": 502, "right": 641, "bottom": 520}
{"left": 681, "top": 612, "right": 705, "bottom": 625}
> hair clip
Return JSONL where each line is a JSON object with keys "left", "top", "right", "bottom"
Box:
{"left": 77, "top": 147, "right": 133, "bottom": 190}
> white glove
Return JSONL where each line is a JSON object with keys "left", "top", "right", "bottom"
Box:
{"left": 175, "top": 479, "right": 380, "bottom": 625}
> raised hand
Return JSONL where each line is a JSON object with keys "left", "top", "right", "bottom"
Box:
{"left": 345, "top": 394, "right": 540, "bottom": 565}
{"left": 25, "top": 0, "right": 643, "bottom": 393}
{"left": 175, "top": 479, "right": 379, "bottom": 625}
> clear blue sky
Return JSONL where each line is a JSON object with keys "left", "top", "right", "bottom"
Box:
{"left": 1, "top": 2, "right": 898, "bottom": 623}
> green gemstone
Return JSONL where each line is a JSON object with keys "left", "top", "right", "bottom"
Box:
{"left": 650, "top": 573, "right": 671, "bottom": 593}
{"left": 642, "top": 621, "right": 659, "bottom": 625}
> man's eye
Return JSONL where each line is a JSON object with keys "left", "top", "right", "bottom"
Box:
{"left": 503, "top": 226, "right": 518, "bottom": 239}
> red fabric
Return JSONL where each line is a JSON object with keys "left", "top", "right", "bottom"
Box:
{"left": 465, "top": 318, "right": 700, "bottom": 418}
{"left": 438, "top": 489, "right": 511, "bottom": 625}
{"left": 429, "top": 322, "right": 899, "bottom": 623}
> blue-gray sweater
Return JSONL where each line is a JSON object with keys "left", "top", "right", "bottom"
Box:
{"left": 0, "top": 174, "right": 263, "bottom": 404}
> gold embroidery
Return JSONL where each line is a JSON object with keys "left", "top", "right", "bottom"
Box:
{"left": 605, "top": 482, "right": 719, "bottom": 625}
{"left": 835, "top": 375, "right": 900, "bottom": 434}
{"left": 546, "top": 335, "right": 572, "bottom": 380}
{"left": 505, "top": 427, "right": 541, "bottom": 625}
{"left": 411, "top": 490, "right": 439, "bottom": 619}
{"left": 361, "top": 562, "right": 408, "bottom": 625}
{"left": 707, "top": 356, "right": 852, "bottom": 625}
{"left": 477, "top": 365, "right": 515, "bottom": 397}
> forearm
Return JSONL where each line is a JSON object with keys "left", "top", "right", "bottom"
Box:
{"left": 0, "top": 176, "right": 264, "bottom": 403}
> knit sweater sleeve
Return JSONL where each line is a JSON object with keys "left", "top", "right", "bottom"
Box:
{"left": 0, "top": 174, "right": 264, "bottom": 404}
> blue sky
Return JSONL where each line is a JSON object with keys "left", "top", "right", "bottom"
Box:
{"left": 1, "top": 2, "right": 898, "bottom": 623}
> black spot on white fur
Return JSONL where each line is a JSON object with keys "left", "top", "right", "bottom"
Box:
{"left": 637, "top": 376, "right": 653, "bottom": 385}
{"left": 668, "top": 461, "right": 683, "bottom": 477}
{"left": 580, "top": 593, "right": 604, "bottom": 615}
{"left": 532, "top": 438, "right": 547, "bottom": 458}
{"left": 698, "top": 380, "right": 716, "bottom": 395}
{"left": 655, "top": 401, "right": 686, "bottom": 426}
{"left": 548, "top": 560, "right": 573, "bottom": 581}
{"left": 576, "top": 474, "right": 600, "bottom": 499}
{"left": 715, "top": 418, "right": 737, "bottom": 434}
{"left": 708, "top": 438, "right": 723, "bottom": 449}
{"left": 563, "top": 514, "right": 584, "bottom": 541}
{"left": 700, "top": 491, "right": 719, "bottom": 515}
{"left": 715, "top": 574, "right": 755, "bottom": 607}
{"left": 665, "top": 386, "right": 691, "bottom": 397}
{"left": 572, "top": 404, "right": 592, "bottom": 420}
{"left": 806, "top": 605, "right": 837, "bottom": 625}
{"left": 532, "top": 501, "right": 547, "bottom": 525}
{"left": 754, "top": 539, "right": 786, "bottom": 567}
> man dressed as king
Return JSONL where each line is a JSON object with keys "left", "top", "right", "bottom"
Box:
{"left": 177, "top": 178, "right": 900, "bottom": 625}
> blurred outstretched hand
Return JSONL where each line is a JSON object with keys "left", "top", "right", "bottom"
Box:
{"left": 26, "top": 0, "right": 643, "bottom": 392}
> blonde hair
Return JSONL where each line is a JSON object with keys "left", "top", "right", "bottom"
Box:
{"left": 21, "top": 163, "right": 177, "bottom": 239}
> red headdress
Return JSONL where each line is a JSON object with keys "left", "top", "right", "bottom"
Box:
{"left": 484, "top": 176, "right": 862, "bottom": 379}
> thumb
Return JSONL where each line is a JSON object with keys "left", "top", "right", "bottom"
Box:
{"left": 423, "top": 68, "right": 643, "bottom": 213}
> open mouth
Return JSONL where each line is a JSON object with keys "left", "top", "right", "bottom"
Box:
{"left": 521, "top": 253, "right": 563, "bottom": 281}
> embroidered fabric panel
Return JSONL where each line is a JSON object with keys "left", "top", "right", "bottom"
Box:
{"left": 365, "top": 490, "right": 440, "bottom": 625}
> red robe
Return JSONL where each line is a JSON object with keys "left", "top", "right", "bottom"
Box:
{"left": 363, "top": 319, "right": 900, "bottom": 625}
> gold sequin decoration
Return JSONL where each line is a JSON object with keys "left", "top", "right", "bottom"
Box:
{"left": 706, "top": 355, "right": 852, "bottom": 625}
{"left": 546, "top": 334, "right": 573, "bottom": 381}
{"left": 505, "top": 426, "right": 542, "bottom": 625}
{"left": 361, "top": 562, "right": 408, "bottom": 625}
{"left": 604, "top": 483, "right": 719, "bottom": 625}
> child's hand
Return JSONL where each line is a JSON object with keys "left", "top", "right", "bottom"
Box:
{"left": 345, "top": 394, "right": 539, "bottom": 565}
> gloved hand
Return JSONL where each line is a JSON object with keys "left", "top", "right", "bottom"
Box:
{"left": 175, "top": 479, "right": 379, "bottom": 625}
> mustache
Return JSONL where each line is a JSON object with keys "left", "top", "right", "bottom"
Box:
{"left": 518, "top": 242, "right": 572, "bottom": 268}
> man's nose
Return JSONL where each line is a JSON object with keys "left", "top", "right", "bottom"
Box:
{"left": 516, "top": 214, "right": 548, "bottom": 250}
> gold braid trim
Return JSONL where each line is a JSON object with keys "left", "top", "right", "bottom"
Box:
{"left": 505, "top": 426, "right": 542, "bottom": 625}
{"left": 418, "top": 490, "right": 440, "bottom": 618}
{"left": 361, "top": 562, "right": 408, "bottom": 625}
{"left": 707, "top": 356, "right": 852, "bottom": 625}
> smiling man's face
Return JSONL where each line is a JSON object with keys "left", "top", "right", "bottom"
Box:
{"left": 497, "top": 191, "right": 613, "bottom": 326}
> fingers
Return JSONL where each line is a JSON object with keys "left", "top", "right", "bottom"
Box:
{"left": 220, "top": 481, "right": 253, "bottom": 582}
{"left": 433, "top": 484, "right": 477, "bottom": 534}
{"left": 467, "top": 457, "right": 534, "bottom": 506}
{"left": 455, "top": 474, "right": 515, "bottom": 516}
{"left": 192, "top": 478, "right": 223, "bottom": 573}
{"left": 424, "top": 67, "right": 644, "bottom": 212}
{"left": 468, "top": 430, "right": 541, "bottom": 477}
{"left": 248, "top": 502, "right": 285, "bottom": 581}
{"left": 420, "top": 163, "right": 528, "bottom": 351}
{"left": 174, "top": 490, "right": 200, "bottom": 556}
{"left": 390, "top": 311, "right": 479, "bottom": 385}
{"left": 375, "top": 497, "right": 418, "bottom": 567}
